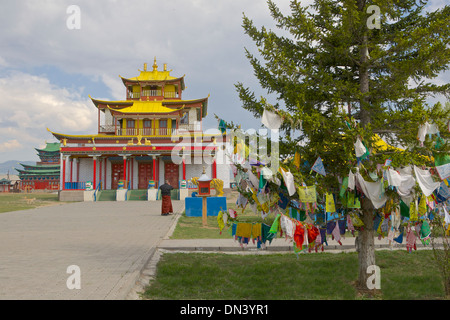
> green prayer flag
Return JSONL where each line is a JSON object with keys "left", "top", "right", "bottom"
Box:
{"left": 400, "top": 200, "right": 410, "bottom": 218}
{"left": 269, "top": 214, "right": 281, "bottom": 234}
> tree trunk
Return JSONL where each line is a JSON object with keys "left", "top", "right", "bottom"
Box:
{"left": 356, "top": 196, "right": 376, "bottom": 290}
{"left": 355, "top": 0, "right": 376, "bottom": 291}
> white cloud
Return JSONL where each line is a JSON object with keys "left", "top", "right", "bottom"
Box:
{"left": 0, "top": 139, "right": 22, "bottom": 152}
{"left": 0, "top": 71, "right": 97, "bottom": 161}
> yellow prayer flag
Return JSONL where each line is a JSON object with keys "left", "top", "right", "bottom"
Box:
{"left": 418, "top": 195, "right": 427, "bottom": 216}
{"left": 297, "top": 185, "right": 317, "bottom": 203}
{"left": 326, "top": 193, "right": 336, "bottom": 213}
{"left": 294, "top": 151, "right": 301, "bottom": 169}
{"left": 410, "top": 200, "right": 418, "bottom": 221}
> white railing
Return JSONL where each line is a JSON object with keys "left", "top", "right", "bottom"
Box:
{"left": 164, "top": 91, "right": 179, "bottom": 98}
{"left": 142, "top": 89, "right": 161, "bottom": 97}
{"left": 127, "top": 90, "right": 179, "bottom": 99}
{"left": 128, "top": 92, "right": 140, "bottom": 99}
{"left": 116, "top": 128, "right": 178, "bottom": 136}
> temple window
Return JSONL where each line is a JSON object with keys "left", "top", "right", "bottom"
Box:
{"left": 127, "top": 120, "right": 135, "bottom": 128}
{"left": 159, "top": 119, "right": 167, "bottom": 128}
{"left": 143, "top": 119, "right": 152, "bottom": 135}
{"left": 143, "top": 120, "right": 152, "bottom": 128}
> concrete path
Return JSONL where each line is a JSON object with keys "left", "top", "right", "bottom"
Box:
{"left": 158, "top": 235, "right": 434, "bottom": 254}
{"left": 0, "top": 200, "right": 184, "bottom": 300}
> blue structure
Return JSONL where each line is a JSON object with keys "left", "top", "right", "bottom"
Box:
{"left": 185, "top": 196, "right": 227, "bottom": 217}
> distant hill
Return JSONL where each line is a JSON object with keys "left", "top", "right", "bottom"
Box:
{"left": 0, "top": 160, "right": 36, "bottom": 175}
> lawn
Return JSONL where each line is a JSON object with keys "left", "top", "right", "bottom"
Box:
{"left": 0, "top": 193, "right": 62, "bottom": 213}
{"left": 142, "top": 250, "right": 446, "bottom": 300}
{"left": 150, "top": 195, "right": 448, "bottom": 300}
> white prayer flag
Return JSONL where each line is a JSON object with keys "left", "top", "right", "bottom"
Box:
{"left": 413, "top": 166, "right": 440, "bottom": 197}
{"left": 261, "top": 109, "right": 282, "bottom": 130}
{"left": 354, "top": 137, "right": 367, "bottom": 158}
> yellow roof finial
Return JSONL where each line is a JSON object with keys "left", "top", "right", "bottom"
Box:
{"left": 153, "top": 57, "right": 158, "bottom": 71}
{"left": 143, "top": 62, "right": 147, "bottom": 71}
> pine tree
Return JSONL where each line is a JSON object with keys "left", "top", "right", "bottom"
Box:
{"left": 234, "top": 0, "right": 450, "bottom": 291}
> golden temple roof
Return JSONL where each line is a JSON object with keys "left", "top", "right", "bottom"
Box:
{"left": 107, "top": 101, "right": 184, "bottom": 114}
{"left": 90, "top": 96, "right": 208, "bottom": 115}
{"left": 119, "top": 58, "right": 185, "bottom": 88}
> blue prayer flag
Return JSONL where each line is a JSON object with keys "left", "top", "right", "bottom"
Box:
{"left": 311, "top": 156, "right": 326, "bottom": 176}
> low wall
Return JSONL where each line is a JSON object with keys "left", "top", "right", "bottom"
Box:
{"left": 59, "top": 190, "right": 85, "bottom": 202}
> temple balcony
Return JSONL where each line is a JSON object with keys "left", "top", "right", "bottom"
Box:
{"left": 117, "top": 128, "right": 178, "bottom": 136}
{"left": 99, "top": 123, "right": 201, "bottom": 136}
{"left": 162, "top": 91, "right": 179, "bottom": 99}
{"left": 127, "top": 92, "right": 141, "bottom": 99}
{"left": 126, "top": 90, "right": 180, "bottom": 100}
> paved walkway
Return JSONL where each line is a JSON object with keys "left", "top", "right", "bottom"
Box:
{"left": 158, "top": 233, "right": 434, "bottom": 253}
{"left": 0, "top": 200, "right": 184, "bottom": 300}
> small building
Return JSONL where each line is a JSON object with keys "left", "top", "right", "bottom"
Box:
{"left": 48, "top": 59, "right": 230, "bottom": 197}
{"left": 15, "top": 142, "right": 61, "bottom": 191}
{"left": 0, "top": 178, "right": 11, "bottom": 192}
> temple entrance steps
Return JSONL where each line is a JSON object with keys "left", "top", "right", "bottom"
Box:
{"left": 127, "top": 189, "right": 148, "bottom": 201}
{"left": 97, "top": 190, "right": 117, "bottom": 201}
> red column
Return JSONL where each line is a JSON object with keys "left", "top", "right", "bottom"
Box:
{"left": 123, "top": 156, "right": 127, "bottom": 182}
{"left": 182, "top": 158, "right": 186, "bottom": 180}
{"left": 70, "top": 158, "right": 73, "bottom": 183}
{"left": 93, "top": 156, "right": 97, "bottom": 188}
{"left": 153, "top": 156, "right": 156, "bottom": 181}
{"left": 212, "top": 159, "right": 217, "bottom": 179}
{"left": 62, "top": 156, "right": 66, "bottom": 190}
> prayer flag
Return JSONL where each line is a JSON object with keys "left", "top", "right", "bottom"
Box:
{"left": 311, "top": 156, "right": 326, "bottom": 176}
{"left": 297, "top": 185, "right": 317, "bottom": 203}
{"left": 261, "top": 109, "right": 282, "bottom": 130}
{"left": 354, "top": 137, "right": 367, "bottom": 158}
{"left": 436, "top": 163, "right": 450, "bottom": 180}
{"left": 325, "top": 193, "right": 336, "bottom": 213}
{"left": 294, "top": 151, "right": 301, "bottom": 169}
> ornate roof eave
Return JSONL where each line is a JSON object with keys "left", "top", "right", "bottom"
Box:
{"left": 15, "top": 168, "right": 60, "bottom": 174}
{"left": 119, "top": 74, "right": 186, "bottom": 90}
{"left": 163, "top": 95, "right": 209, "bottom": 106}
{"left": 163, "top": 95, "right": 209, "bottom": 117}
{"left": 19, "top": 163, "right": 60, "bottom": 169}
{"left": 47, "top": 128, "right": 221, "bottom": 142}
{"left": 106, "top": 105, "right": 185, "bottom": 117}
{"left": 89, "top": 95, "right": 133, "bottom": 109}
{"left": 47, "top": 128, "right": 104, "bottom": 141}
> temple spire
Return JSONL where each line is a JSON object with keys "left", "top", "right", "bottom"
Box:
{"left": 152, "top": 57, "right": 158, "bottom": 71}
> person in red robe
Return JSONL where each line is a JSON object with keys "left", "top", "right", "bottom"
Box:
{"left": 160, "top": 180, "right": 174, "bottom": 216}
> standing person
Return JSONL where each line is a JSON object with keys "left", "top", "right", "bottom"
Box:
{"left": 160, "top": 180, "right": 174, "bottom": 216}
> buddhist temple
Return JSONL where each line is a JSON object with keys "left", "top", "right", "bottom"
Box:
{"left": 48, "top": 59, "right": 229, "bottom": 200}
{"left": 15, "top": 142, "right": 61, "bottom": 191}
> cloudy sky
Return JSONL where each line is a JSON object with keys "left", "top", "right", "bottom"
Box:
{"left": 0, "top": 0, "right": 447, "bottom": 163}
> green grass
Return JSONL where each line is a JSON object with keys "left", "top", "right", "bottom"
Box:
{"left": 0, "top": 193, "right": 62, "bottom": 213}
{"left": 142, "top": 250, "right": 446, "bottom": 300}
